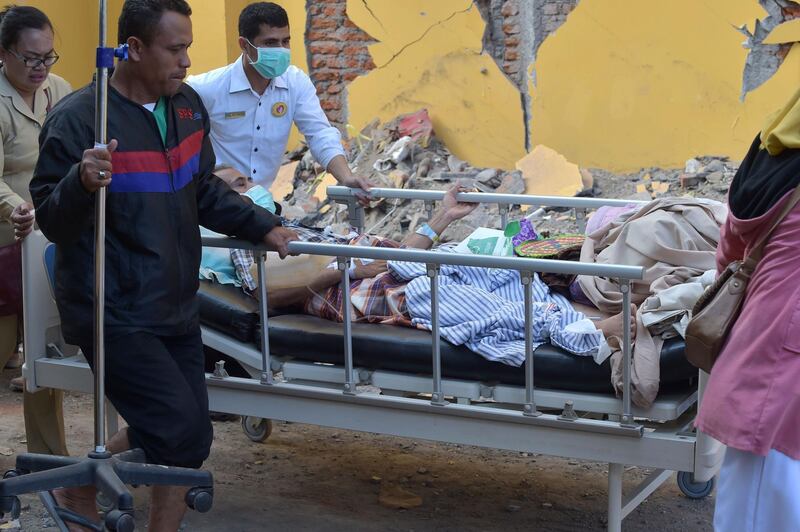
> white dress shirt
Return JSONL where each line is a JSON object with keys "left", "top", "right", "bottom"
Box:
{"left": 187, "top": 58, "right": 344, "bottom": 188}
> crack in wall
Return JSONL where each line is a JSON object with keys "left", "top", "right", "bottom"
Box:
{"left": 375, "top": 3, "right": 475, "bottom": 70}
{"left": 475, "top": 1, "right": 579, "bottom": 153}
{"left": 739, "top": 0, "right": 800, "bottom": 100}
{"left": 360, "top": 0, "right": 385, "bottom": 31}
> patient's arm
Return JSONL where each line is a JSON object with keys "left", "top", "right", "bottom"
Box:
{"left": 260, "top": 269, "right": 341, "bottom": 308}
{"left": 262, "top": 262, "right": 389, "bottom": 308}
{"left": 402, "top": 185, "right": 478, "bottom": 249}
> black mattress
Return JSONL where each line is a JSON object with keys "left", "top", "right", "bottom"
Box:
{"left": 197, "top": 280, "right": 696, "bottom": 394}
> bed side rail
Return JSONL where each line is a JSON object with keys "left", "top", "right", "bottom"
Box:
{"left": 325, "top": 185, "right": 648, "bottom": 232}
{"left": 203, "top": 237, "right": 643, "bottom": 431}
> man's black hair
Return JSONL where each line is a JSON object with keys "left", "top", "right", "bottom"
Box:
{"left": 118, "top": 0, "right": 191, "bottom": 45}
{"left": 239, "top": 2, "right": 289, "bottom": 42}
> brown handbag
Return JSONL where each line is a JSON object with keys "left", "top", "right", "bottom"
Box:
{"left": 0, "top": 240, "right": 22, "bottom": 317}
{"left": 685, "top": 184, "right": 800, "bottom": 373}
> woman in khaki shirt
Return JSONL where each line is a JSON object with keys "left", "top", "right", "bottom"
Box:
{"left": 0, "top": 5, "right": 71, "bottom": 456}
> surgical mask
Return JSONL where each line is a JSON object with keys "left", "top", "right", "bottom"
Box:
{"left": 245, "top": 39, "right": 290, "bottom": 79}
{"left": 244, "top": 185, "right": 277, "bottom": 214}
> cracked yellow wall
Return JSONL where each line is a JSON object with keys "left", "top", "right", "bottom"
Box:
{"left": 531, "top": 0, "right": 800, "bottom": 172}
{"left": 32, "top": 0, "right": 800, "bottom": 174}
{"left": 346, "top": 0, "right": 527, "bottom": 170}
{"left": 19, "top": 0, "right": 238, "bottom": 86}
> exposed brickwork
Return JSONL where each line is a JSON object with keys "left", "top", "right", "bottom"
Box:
{"left": 533, "top": 0, "right": 580, "bottom": 60}
{"left": 740, "top": 0, "right": 800, "bottom": 97}
{"left": 304, "top": 0, "right": 377, "bottom": 130}
{"left": 302, "top": 0, "right": 582, "bottom": 139}
{"left": 475, "top": 0, "right": 579, "bottom": 91}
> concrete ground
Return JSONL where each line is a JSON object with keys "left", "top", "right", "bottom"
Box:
{"left": 0, "top": 368, "right": 714, "bottom": 531}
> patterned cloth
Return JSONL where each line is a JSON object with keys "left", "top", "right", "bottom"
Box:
{"left": 229, "top": 222, "right": 608, "bottom": 365}
{"left": 389, "top": 256, "right": 608, "bottom": 366}
{"left": 303, "top": 234, "right": 412, "bottom": 326}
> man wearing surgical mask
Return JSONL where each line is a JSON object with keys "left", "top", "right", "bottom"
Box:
{"left": 187, "top": 2, "right": 372, "bottom": 205}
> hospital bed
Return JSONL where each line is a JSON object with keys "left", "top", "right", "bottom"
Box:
{"left": 20, "top": 186, "right": 725, "bottom": 532}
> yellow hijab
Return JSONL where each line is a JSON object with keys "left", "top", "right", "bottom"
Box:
{"left": 761, "top": 87, "right": 800, "bottom": 155}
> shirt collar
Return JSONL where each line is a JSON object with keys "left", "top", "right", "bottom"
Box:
{"left": 0, "top": 68, "right": 52, "bottom": 123}
{"left": 272, "top": 69, "right": 289, "bottom": 90}
{"left": 229, "top": 56, "right": 252, "bottom": 93}
{"left": 230, "top": 55, "right": 289, "bottom": 94}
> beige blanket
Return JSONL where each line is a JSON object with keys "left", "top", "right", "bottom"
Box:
{"left": 578, "top": 198, "right": 727, "bottom": 407}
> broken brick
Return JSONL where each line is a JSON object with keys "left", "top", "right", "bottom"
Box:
{"left": 308, "top": 42, "right": 341, "bottom": 55}
{"left": 680, "top": 174, "right": 703, "bottom": 189}
{"left": 501, "top": 1, "right": 519, "bottom": 17}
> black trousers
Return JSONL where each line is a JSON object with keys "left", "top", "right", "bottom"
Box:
{"left": 79, "top": 328, "right": 213, "bottom": 469}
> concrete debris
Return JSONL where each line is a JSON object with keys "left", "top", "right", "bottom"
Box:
{"left": 271, "top": 160, "right": 299, "bottom": 203}
{"left": 679, "top": 155, "right": 739, "bottom": 194}
{"left": 684, "top": 158, "right": 701, "bottom": 175}
{"left": 374, "top": 136, "right": 414, "bottom": 172}
{"left": 515, "top": 144, "right": 584, "bottom": 198}
{"left": 580, "top": 168, "right": 594, "bottom": 189}
{"left": 447, "top": 154, "right": 468, "bottom": 173}
{"left": 476, "top": 168, "right": 499, "bottom": 184}
{"left": 278, "top": 109, "right": 735, "bottom": 243}
{"left": 281, "top": 109, "right": 551, "bottom": 240}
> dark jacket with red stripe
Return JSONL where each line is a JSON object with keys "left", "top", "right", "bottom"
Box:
{"left": 31, "top": 81, "right": 279, "bottom": 344}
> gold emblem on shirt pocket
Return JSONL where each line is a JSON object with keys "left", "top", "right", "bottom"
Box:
{"left": 272, "top": 102, "right": 288, "bottom": 117}
{"left": 224, "top": 111, "right": 246, "bottom": 119}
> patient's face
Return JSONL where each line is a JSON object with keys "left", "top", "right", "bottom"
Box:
{"left": 217, "top": 167, "right": 255, "bottom": 194}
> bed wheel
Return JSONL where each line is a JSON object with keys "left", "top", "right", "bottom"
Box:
{"left": 0, "top": 495, "right": 21, "bottom": 520}
{"left": 96, "top": 491, "right": 115, "bottom": 513}
{"left": 677, "top": 471, "right": 715, "bottom": 499}
{"left": 105, "top": 509, "right": 135, "bottom": 532}
{"left": 241, "top": 416, "right": 273, "bottom": 443}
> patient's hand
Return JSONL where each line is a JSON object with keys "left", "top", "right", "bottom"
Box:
{"left": 352, "top": 260, "right": 388, "bottom": 280}
{"left": 441, "top": 185, "right": 479, "bottom": 222}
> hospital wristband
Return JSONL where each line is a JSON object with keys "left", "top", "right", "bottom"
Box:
{"left": 415, "top": 223, "right": 440, "bottom": 243}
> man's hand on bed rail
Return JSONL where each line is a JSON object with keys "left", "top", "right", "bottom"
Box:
{"left": 263, "top": 226, "right": 300, "bottom": 259}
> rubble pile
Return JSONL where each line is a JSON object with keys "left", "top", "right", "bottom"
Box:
{"left": 280, "top": 109, "right": 560, "bottom": 242}
{"left": 275, "top": 108, "right": 739, "bottom": 241}
{"left": 678, "top": 156, "right": 739, "bottom": 197}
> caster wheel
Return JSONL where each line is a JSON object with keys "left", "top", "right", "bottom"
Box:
{"left": 185, "top": 487, "right": 214, "bottom": 513}
{"left": 242, "top": 416, "right": 272, "bottom": 443}
{"left": 105, "top": 509, "right": 135, "bottom": 532}
{"left": 3, "top": 468, "right": 28, "bottom": 480}
{"left": 677, "top": 471, "right": 715, "bottom": 499}
{"left": 96, "top": 492, "right": 115, "bottom": 513}
{"left": 0, "top": 496, "right": 21, "bottom": 520}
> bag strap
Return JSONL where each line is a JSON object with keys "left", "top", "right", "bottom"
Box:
{"left": 745, "top": 184, "right": 800, "bottom": 265}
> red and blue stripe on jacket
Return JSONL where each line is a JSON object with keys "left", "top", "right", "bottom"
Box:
{"left": 109, "top": 129, "right": 203, "bottom": 193}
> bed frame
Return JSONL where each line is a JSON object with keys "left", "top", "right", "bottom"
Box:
{"left": 20, "top": 187, "right": 725, "bottom": 531}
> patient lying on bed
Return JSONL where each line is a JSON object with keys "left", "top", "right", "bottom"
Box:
{"left": 203, "top": 172, "right": 635, "bottom": 366}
